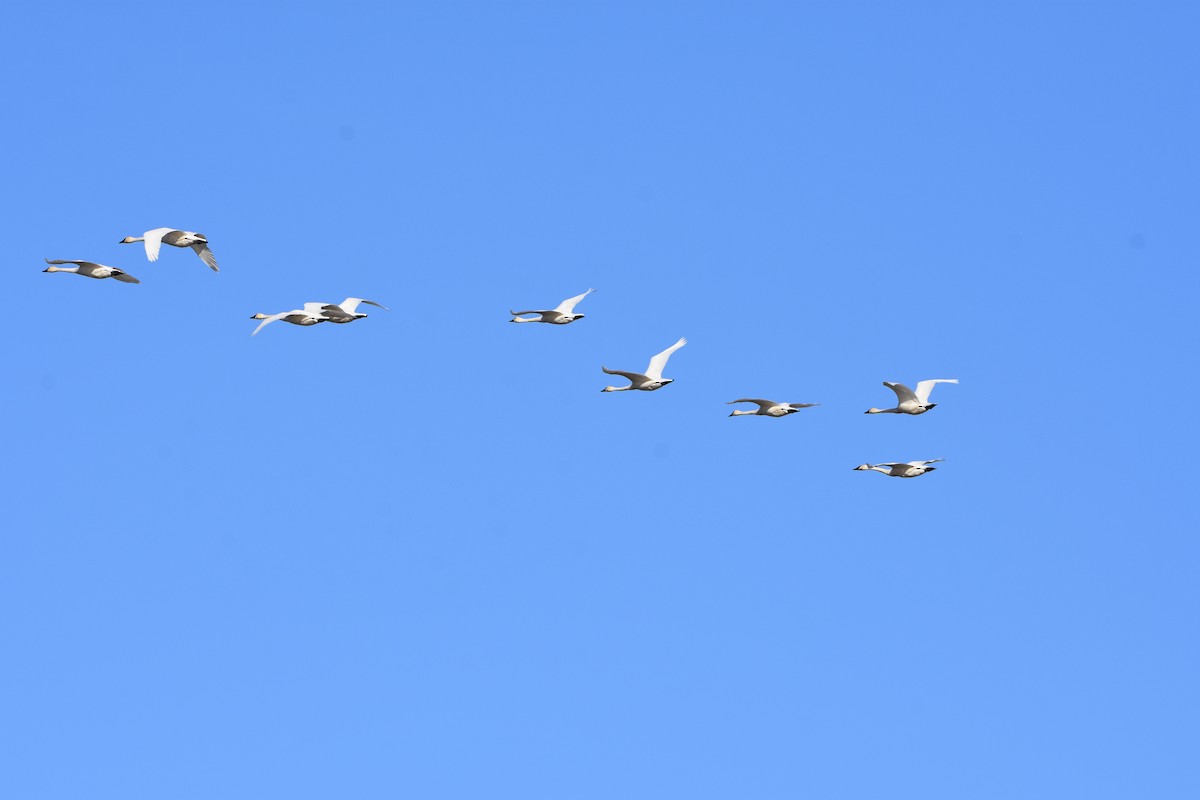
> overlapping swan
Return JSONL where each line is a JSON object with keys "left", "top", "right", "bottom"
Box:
{"left": 865, "top": 379, "right": 958, "bottom": 415}
{"left": 511, "top": 288, "right": 594, "bottom": 324}
{"left": 727, "top": 398, "right": 819, "bottom": 417}
{"left": 120, "top": 228, "right": 219, "bottom": 272}
{"left": 852, "top": 459, "right": 943, "bottom": 478}
{"left": 601, "top": 337, "right": 687, "bottom": 392}
{"left": 43, "top": 259, "right": 140, "bottom": 284}
{"left": 321, "top": 298, "right": 389, "bottom": 323}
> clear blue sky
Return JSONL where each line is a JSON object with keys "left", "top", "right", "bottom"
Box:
{"left": 4, "top": 2, "right": 1198, "bottom": 797}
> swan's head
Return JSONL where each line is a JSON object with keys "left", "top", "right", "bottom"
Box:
{"left": 43, "top": 266, "right": 58, "bottom": 273}
{"left": 250, "top": 313, "right": 267, "bottom": 320}
{"left": 601, "top": 386, "right": 617, "bottom": 392}
{"left": 852, "top": 464, "right": 873, "bottom": 471}
{"left": 119, "top": 236, "right": 138, "bottom": 244}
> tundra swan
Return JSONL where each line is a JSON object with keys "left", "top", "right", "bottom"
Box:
{"left": 249, "top": 303, "right": 331, "bottom": 336}
{"left": 601, "top": 337, "right": 687, "bottom": 392}
{"left": 43, "top": 259, "right": 140, "bottom": 284}
{"left": 727, "top": 398, "right": 819, "bottom": 417}
{"left": 852, "top": 459, "right": 944, "bottom": 478}
{"left": 511, "top": 288, "right": 594, "bottom": 324}
{"left": 120, "top": 228, "right": 219, "bottom": 271}
{"left": 865, "top": 379, "right": 958, "bottom": 415}
{"left": 320, "top": 298, "right": 389, "bottom": 323}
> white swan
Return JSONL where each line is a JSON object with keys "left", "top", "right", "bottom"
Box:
{"left": 43, "top": 258, "right": 140, "bottom": 284}
{"left": 249, "top": 303, "right": 331, "bottom": 336}
{"left": 727, "top": 398, "right": 819, "bottom": 417}
{"left": 320, "top": 297, "right": 389, "bottom": 323}
{"left": 601, "top": 337, "right": 687, "bottom": 392}
{"left": 852, "top": 459, "right": 943, "bottom": 478}
{"left": 120, "top": 228, "right": 219, "bottom": 271}
{"left": 865, "top": 379, "right": 958, "bottom": 415}
{"left": 511, "top": 288, "right": 594, "bottom": 324}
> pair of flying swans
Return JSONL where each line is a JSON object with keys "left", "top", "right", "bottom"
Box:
{"left": 251, "top": 298, "right": 388, "bottom": 336}
{"left": 43, "top": 259, "right": 140, "bottom": 284}
{"left": 510, "top": 288, "right": 594, "bottom": 324}
{"left": 120, "top": 228, "right": 219, "bottom": 272}
{"left": 853, "top": 459, "right": 943, "bottom": 478}
{"left": 727, "top": 398, "right": 820, "bottom": 417}
{"left": 865, "top": 379, "right": 958, "bottom": 415}
{"left": 602, "top": 337, "right": 687, "bottom": 392}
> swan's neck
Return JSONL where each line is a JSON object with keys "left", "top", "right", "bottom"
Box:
{"left": 602, "top": 385, "right": 630, "bottom": 392}
{"left": 510, "top": 316, "right": 539, "bottom": 323}
{"left": 731, "top": 409, "right": 757, "bottom": 416}
{"left": 865, "top": 407, "right": 899, "bottom": 414}
{"left": 48, "top": 266, "right": 79, "bottom": 274}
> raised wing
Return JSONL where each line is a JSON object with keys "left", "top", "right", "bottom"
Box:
{"left": 338, "top": 298, "right": 388, "bottom": 314}
{"left": 602, "top": 366, "right": 648, "bottom": 384}
{"left": 190, "top": 241, "right": 219, "bottom": 271}
{"left": 883, "top": 381, "right": 919, "bottom": 404}
{"left": 142, "top": 228, "right": 174, "bottom": 262}
{"left": 914, "top": 379, "right": 958, "bottom": 404}
{"left": 510, "top": 309, "right": 551, "bottom": 317}
{"left": 644, "top": 337, "right": 687, "bottom": 381}
{"left": 727, "top": 398, "right": 777, "bottom": 411}
{"left": 554, "top": 288, "right": 594, "bottom": 315}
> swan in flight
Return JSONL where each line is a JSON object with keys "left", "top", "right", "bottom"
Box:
{"left": 865, "top": 379, "right": 958, "bottom": 415}
{"left": 249, "top": 303, "right": 331, "bottom": 336}
{"left": 43, "top": 259, "right": 140, "bottom": 284}
{"left": 511, "top": 288, "right": 594, "bottom": 324}
{"left": 120, "top": 228, "right": 219, "bottom": 271}
{"left": 727, "top": 398, "right": 819, "bottom": 417}
{"left": 601, "top": 337, "right": 687, "bottom": 392}
{"left": 320, "top": 297, "right": 389, "bottom": 323}
{"left": 853, "top": 459, "right": 943, "bottom": 478}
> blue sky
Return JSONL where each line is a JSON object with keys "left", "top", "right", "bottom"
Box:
{"left": 4, "top": 2, "right": 1198, "bottom": 797}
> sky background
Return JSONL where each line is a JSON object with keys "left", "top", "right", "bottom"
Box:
{"left": 3, "top": 1, "right": 1199, "bottom": 797}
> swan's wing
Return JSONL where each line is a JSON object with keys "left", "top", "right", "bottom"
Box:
{"left": 876, "top": 462, "right": 909, "bottom": 469}
{"left": 509, "top": 309, "right": 552, "bottom": 316}
{"left": 45, "top": 259, "right": 103, "bottom": 269}
{"left": 727, "top": 399, "right": 776, "bottom": 411}
{"left": 602, "top": 367, "right": 648, "bottom": 384}
{"left": 338, "top": 298, "right": 388, "bottom": 314}
{"left": 111, "top": 269, "right": 141, "bottom": 284}
{"left": 190, "top": 241, "right": 219, "bottom": 271}
{"left": 787, "top": 403, "right": 820, "bottom": 409}
{"left": 142, "top": 228, "right": 173, "bottom": 262}
{"left": 553, "top": 288, "right": 594, "bottom": 314}
{"left": 883, "top": 381, "right": 919, "bottom": 403}
{"left": 252, "top": 310, "right": 299, "bottom": 336}
{"left": 644, "top": 337, "right": 687, "bottom": 381}
{"left": 914, "top": 379, "right": 958, "bottom": 404}
{"left": 906, "top": 459, "right": 944, "bottom": 467}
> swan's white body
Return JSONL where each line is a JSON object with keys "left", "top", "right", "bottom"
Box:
{"left": 320, "top": 297, "right": 388, "bottom": 323}
{"left": 250, "top": 303, "right": 331, "bottom": 336}
{"left": 853, "top": 459, "right": 944, "bottom": 478}
{"left": 727, "top": 398, "right": 819, "bottom": 417}
{"left": 511, "top": 288, "right": 594, "bottom": 324}
{"left": 601, "top": 337, "right": 687, "bottom": 392}
{"left": 120, "top": 228, "right": 219, "bottom": 271}
{"left": 43, "top": 259, "right": 140, "bottom": 284}
{"left": 865, "top": 379, "right": 958, "bottom": 415}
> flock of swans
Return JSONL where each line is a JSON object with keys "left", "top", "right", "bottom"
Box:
{"left": 42, "top": 233, "right": 957, "bottom": 478}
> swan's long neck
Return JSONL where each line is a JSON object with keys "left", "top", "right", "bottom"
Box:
{"left": 731, "top": 409, "right": 758, "bottom": 416}
{"left": 602, "top": 385, "right": 630, "bottom": 392}
{"left": 865, "top": 407, "right": 900, "bottom": 414}
{"left": 46, "top": 266, "right": 79, "bottom": 274}
{"left": 510, "top": 316, "right": 539, "bottom": 323}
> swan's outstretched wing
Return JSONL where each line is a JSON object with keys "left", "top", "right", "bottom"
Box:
{"left": 644, "top": 337, "right": 687, "bottom": 381}
{"left": 883, "top": 381, "right": 919, "bottom": 403}
{"left": 554, "top": 288, "right": 594, "bottom": 315}
{"left": 914, "top": 379, "right": 958, "bottom": 404}
{"left": 338, "top": 298, "right": 388, "bottom": 314}
{"left": 602, "top": 366, "right": 648, "bottom": 384}
{"left": 111, "top": 269, "right": 141, "bottom": 284}
{"left": 906, "top": 459, "right": 944, "bottom": 467}
{"left": 787, "top": 403, "right": 820, "bottom": 409}
{"left": 142, "top": 228, "right": 174, "bottom": 262}
{"left": 190, "top": 240, "right": 219, "bottom": 271}
{"left": 727, "top": 399, "right": 777, "bottom": 411}
{"left": 252, "top": 310, "right": 301, "bottom": 336}
{"left": 510, "top": 309, "right": 552, "bottom": 317}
